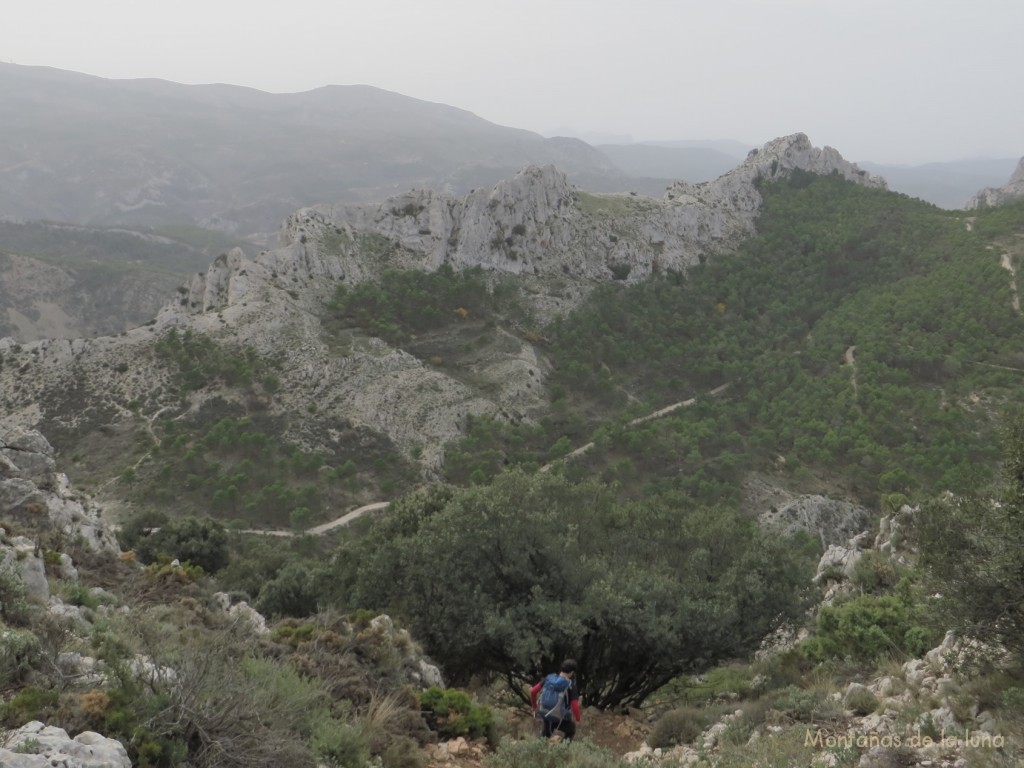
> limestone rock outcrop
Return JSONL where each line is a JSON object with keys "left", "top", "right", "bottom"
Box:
{"left": 0, "top": 426, "right": 119, "bottom": 552}
{"left": 966, "top": 156, "right": 1024, "bottom": 209}
{"left": 0, "top": 721, "right": 130, "bottom": 768}
{"left": 758, "top": 492, "right": 873, "bottom": 549}
{"left": 0, "top": 134, "right": 885, "bottom": 478}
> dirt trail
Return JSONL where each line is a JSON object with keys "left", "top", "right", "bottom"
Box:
{"left": 539, "top": 383, "right": 730, "bottom": 473}
{"left": 844, "top": 345, "right": 858, "bottom": 397}
{"left": 424, "top": 709, "right": 649, "bottom": 768}
{"left": 240, "top": 501, "right": 390, "bottom": 538}
{"left": 219, "top": 384, "right": 733, "bottom": 536}
{"left": 1000, "top": 251, "right": 1021, "bottom": 314}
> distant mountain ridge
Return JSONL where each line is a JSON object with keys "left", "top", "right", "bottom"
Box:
{"left": 860, "top": 157, "right": 1021, "bottom": 209}
{"left": 2, "top": 61, "right": 1020, "bottom": 242}
{"left": 0, "top": 63, "right": 629, "bottom": 238}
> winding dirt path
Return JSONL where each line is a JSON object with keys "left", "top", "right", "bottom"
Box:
{"left": 844, "top": 345, "right": 859, "bottom": 398}
{"left": 1000, "top": 252, "right": 1021, "bottom": 315}
{"left": 538, "top": 383, "right": 730, "bottom": 473}
{"left": 170, "top": 385, "right": 733, "bottom": 537}
{"left": 240, "top": 501, "right": 391, "bottom": 538}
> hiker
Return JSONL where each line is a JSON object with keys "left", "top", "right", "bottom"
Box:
{"left": 530, "top": 658, "right": 582, "bottom": 742}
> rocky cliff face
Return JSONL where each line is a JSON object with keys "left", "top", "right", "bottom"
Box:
{"left": 178, "top": 133, "right": 882, "bottom": 321}
{"left": 0, "top": 134, "right": 883, "bottom": 480}
{"left": 1, "top": 426, "right": 119, "bottom": 554}
{"left": 966, "top": 156, "right": 1024, "bottom": 209}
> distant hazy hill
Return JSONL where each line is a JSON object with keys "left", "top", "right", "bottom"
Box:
{"left": 0, "top": 63, "right": 629, "bottom": 238}
{"left": 0, "top": 219, "right": 244, "bottom": 340}
{"left": 595, "top": 142, "right": 747, "bottom": 183}
{"left": 858, "top": 157, "right": 1020, "bottom": 209}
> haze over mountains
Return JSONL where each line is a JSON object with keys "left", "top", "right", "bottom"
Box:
{"left": 0, "top": 63, "right": 630, "bottom": 238}
{"left": 1, "top": 62, "right": 1018, "bottom": 242}
{"left": 0, "top": 62, "right": 1021, "bottom": 344}
{"left": 5, "top": 54, "right": 1024, "bottom": 768}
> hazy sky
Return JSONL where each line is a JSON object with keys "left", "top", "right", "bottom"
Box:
{"left": 4, "top": 0, "right": 1022, "bottom": 164}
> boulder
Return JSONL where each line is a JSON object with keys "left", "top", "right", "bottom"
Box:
{"left": 0, "top": 721, "right": 130, "bottom": 768}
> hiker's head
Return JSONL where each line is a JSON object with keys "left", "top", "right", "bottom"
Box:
{"left": 560, "top": 659, "right": 577, "bottom": 677}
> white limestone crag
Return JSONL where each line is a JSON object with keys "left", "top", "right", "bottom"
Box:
{"left": 0, "top": 427, "right": 120, "bottom": 553}
{"left": 966, "top": 156, "right": 1024, "bottom": 209}
{"left": 175, "top": 133, "right": 885, "bottom": 324}
{"left": 0, "top": 721, "right": 130, "bottom": 768}
{"left": 0, "top": 134, "right": 886, "bottom": 477}
{"left": 759, "top": 493, "right": 873, "bottom": 549}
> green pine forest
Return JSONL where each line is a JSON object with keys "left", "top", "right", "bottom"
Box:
{"left": 441, "top": 172, "right": 1024, "bottom": 504}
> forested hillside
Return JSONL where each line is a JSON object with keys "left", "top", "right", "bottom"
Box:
{"left": 440, "top": 172, "right": 1024, "bottom": 504}
{"left": 8, "top": 167, "right": 1024, "bottom": 768}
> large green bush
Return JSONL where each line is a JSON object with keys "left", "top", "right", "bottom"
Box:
{"left": 802, "top": 593, "right": 937, "bottom": 661}
{"left": 916, "top": 410, "right": 1024, "bottom": 658}
{"left": 419, "top": 687, "right": 494, "bottom": 741}
{"left": 335, "top": 470, "right": 815, "bottom": 709}
{"left": 132, "top": 515, "right": 229, "bottom": 573}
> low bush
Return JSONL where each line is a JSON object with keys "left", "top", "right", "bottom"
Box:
{"left": 310, "top": 717, "right": 369, "bottom": 768}
{"left": 485, "top": 737, "right": 625, "bottom": 768}
{"left": 647, "top": 706, "right": 708, "bottom": 748}
{"left": 844, "top": 686, "right": 880, "bottom": 716}
{"left": 0, "top": 628, "right": 42, "bottom": 686}
{"left": 0, "top": 563, "right": 31, "bottom": 625}
{"left": 802, "top": 594, "right": 938, "bottom": 662}
{"left": 668, "top": 663, "right": 756, "bottom": 706}
{"left": 0, "top": 685, "right": 59, "bottom": 727}
{"left": 767, "top": 685, "right": 829, "bottom": 723}
{"left": 420, "top": 687, "right": 494, "bottom": 742}
{"left": 850, "top": 551, "right": 899, "bottom": 593}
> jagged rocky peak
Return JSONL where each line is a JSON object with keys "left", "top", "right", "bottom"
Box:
{"left": 166, "top": 136, "right": 890, "bottom": 324}
{"left": 666, "top": 132, "right": 886, "bottom": 205}
{"left": 966, "top": 156, "right": 1024, "bottom": 209}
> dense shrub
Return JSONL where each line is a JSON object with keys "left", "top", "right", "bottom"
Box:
{"left": 766, "top": 685, "right": 827, "bottom": 723}
{"left": 0, "top": 563, "right": 32, "bottom": 625}
{"left": 255, "top": 561, "right": 327, "bottom": 618}
{"left": 647, "top": 706, "right": 708, "bottom": 748}
{"left": 844, "top": 685, "right": 880, "bottom": 716}
{"left": 850, "top": 550, "right": 900, "bottom": 593}
{"left": 133, "top": 516, "right": 229, "bottom": 573}
{"left": 337, "top": 471, "right": 815, "bottom": 709}
{"left": 0, "top": 685, "right": 58, "bottom": 726}
{"left": 0, "top": 627, "right": 41, "bottom": 685}
{"left": 802, "top": 594, "right": 937, "bottom": 661}
{"left": 420, "top": 687, "right": 494, "bottom": 741}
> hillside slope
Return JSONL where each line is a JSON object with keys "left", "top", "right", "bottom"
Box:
{"left": 0, "top": 220, "right": 243, "bottom": 340}
{"left": 0, "top": 135, "right": 881, "bottom": 498}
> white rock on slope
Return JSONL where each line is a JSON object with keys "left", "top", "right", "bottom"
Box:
{"left": 0, "top": 721, "right": 131, "bottom": 768}
{"left": 966, "top": 156, "right": 1024, "bottom": 209}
